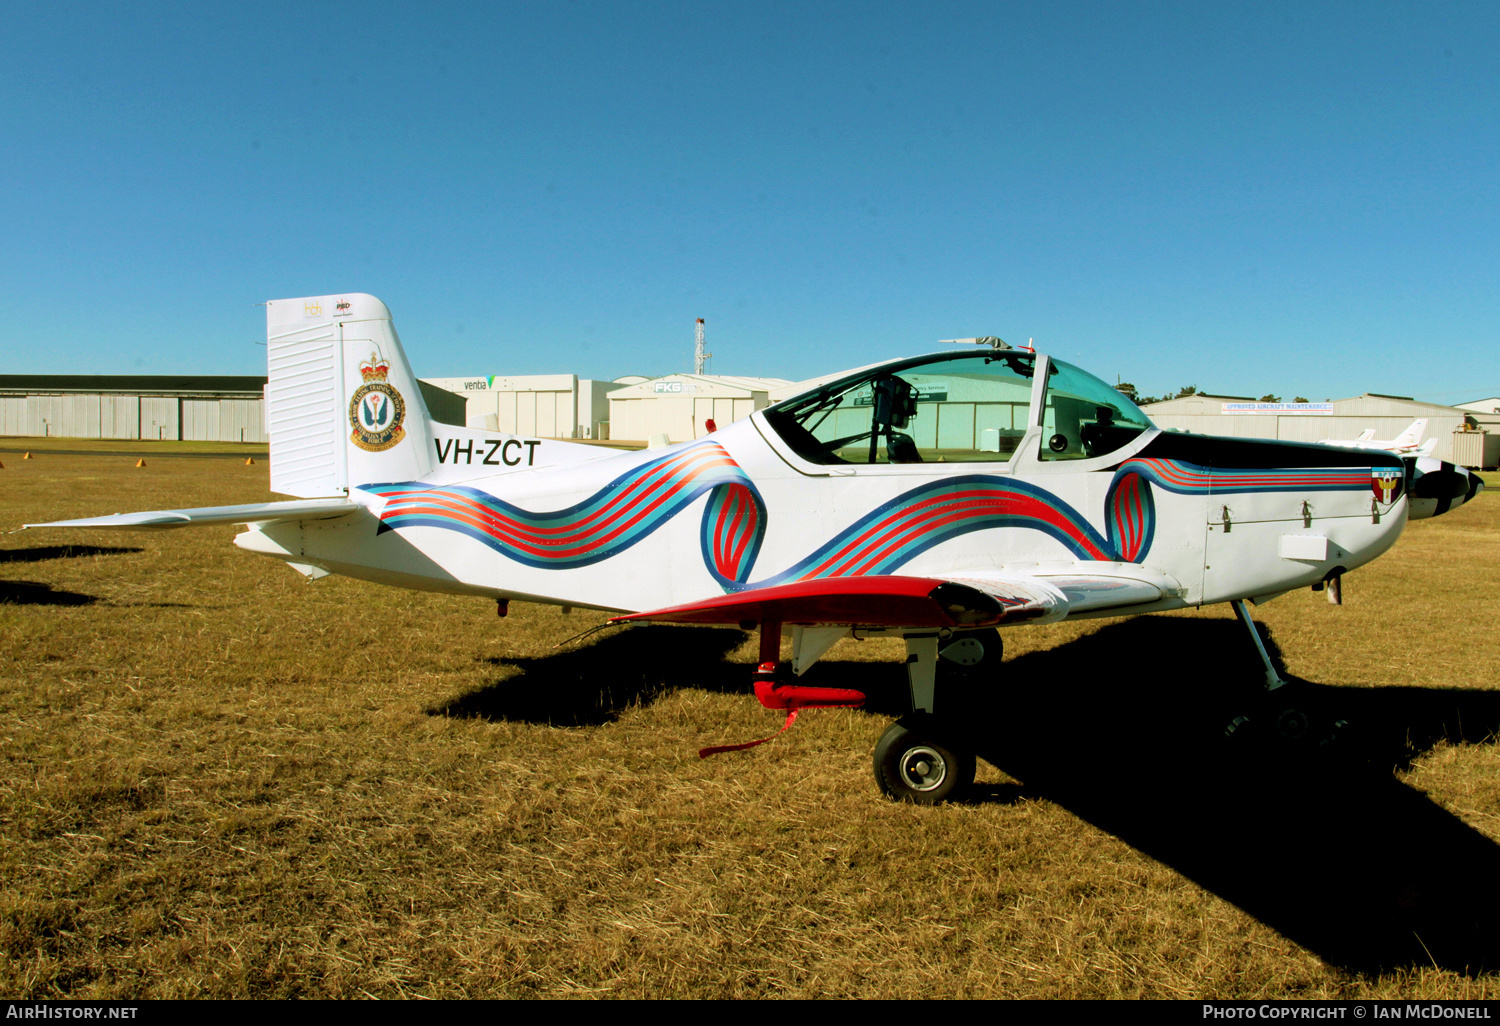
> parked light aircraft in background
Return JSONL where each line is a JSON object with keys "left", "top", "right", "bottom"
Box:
{"left": 26, "top": 295, "right": 1486, "bottom": 802}
{"left": 1320, "top": 419, "right": 1437, "bottom": 458}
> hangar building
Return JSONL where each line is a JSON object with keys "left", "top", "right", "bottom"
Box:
{"left": 0, "top": 375, "right": 269, "bottom": 442}
{"left": 420, "top": 375, "right": 623, "bottom": 439}
{"left": 606, "top": 374, "right": 790, "bottom": 444}
{"left": 0, "top": 375, "right": 467, "bottom": 444}
{"left": 1454, "top": 398, "right": 1500, "bottom": 468}
{"left": 1141, "top": 392, "right": 1472, "bottom": 464}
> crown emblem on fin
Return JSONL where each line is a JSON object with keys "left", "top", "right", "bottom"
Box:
{"left": 359, "top": 351, "right": 391, "bottom": 383}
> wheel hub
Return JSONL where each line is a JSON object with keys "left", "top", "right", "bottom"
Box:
{"left": 898, "top": 745, "right": 948, "bottom": 791}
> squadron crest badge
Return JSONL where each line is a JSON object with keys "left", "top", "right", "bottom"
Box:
{"left": 349, "top": 349, "right": 407, "bottom": 452}
{"left": 1371, "top": 469, "right": 1402, "bottom": 504}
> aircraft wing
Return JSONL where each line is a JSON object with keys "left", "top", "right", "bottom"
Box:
{"left": 21, "top": 498, "right": 362, "bottom": 531}
{"left": 610, "top": 561, "right": 1181, "bottom": 630}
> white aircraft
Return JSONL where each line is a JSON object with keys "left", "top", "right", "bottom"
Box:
{"left": 25, "top": 295, "right": 1486, "bottom": 802}
{"left": 1320, "top": 419, "right": 1437, "bottom": 458}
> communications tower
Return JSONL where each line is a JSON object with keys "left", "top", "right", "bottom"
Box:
{"left": 693, "top": 318, "right": 712, "bottom": 375}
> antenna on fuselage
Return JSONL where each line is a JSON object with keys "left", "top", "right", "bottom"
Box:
{"left": 940, "top": 336, "right": 1014, "bottom": 350}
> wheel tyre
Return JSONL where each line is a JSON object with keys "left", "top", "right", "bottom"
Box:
{"left": 1276, "top": 707, "right": 1310, "bottom": 742}
{"left": 873, "top": 716, "right": 976, "bottom": 805}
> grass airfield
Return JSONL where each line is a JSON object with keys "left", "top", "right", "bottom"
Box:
{"left": 2, "top": 442, "right": 1499, "bottom": 999}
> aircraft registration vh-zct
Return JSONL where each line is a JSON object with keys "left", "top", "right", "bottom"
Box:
{"left": 27, "top": 295, "right": 1486, "bottom": 803}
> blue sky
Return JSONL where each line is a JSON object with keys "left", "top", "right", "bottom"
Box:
{"left": 2, "top": 1, "right": 1497, "bottom": 403}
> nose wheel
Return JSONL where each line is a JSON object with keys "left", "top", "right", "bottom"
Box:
{"left": 873, "top": 716, "right": 976, "bottom": 804}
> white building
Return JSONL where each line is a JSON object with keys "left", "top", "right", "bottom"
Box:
{"left": 1454, "top": 398, "right": 1500, "bottom": 468}
{"left": 1141, "top": 392, "right": 1468, "bottom": 463}
{"left": 421, "top": 375, "right": 624, "bottom": 439}
{"left": 0, "top": 375, "right": 268, "bottom": 442}
{"left": 606, "top": 374, "right": 791, "bottom": 444}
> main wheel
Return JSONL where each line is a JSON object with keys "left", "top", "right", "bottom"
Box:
{"left": 873, "top": 716, "right": 976, "bottom": 805}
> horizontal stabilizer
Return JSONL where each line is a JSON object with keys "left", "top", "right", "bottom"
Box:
{"left": 22, "top": 498, "right": 361, "bottom": 531}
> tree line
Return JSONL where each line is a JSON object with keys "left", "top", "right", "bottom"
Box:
{"left": 1115, "top": 383, "right": 1312, "bottom": 406}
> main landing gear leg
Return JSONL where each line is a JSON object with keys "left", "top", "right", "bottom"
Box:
{"left": 871, "top": 632, "right": 976, "bottom": 804}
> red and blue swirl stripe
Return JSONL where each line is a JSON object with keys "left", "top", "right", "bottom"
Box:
{"left": 752, "top": 476, "right": 1115, "bottom": 589}
{"left": 364, "top": 451, "right": 1373, "bottom": 592}
{"left": 1104, "top": 469, "right": 1155, "bottom": 563}
{"left": 366, "top": 442, "right": 765, "bottom": 585}
{"left": 1115, "top": 458, "right": 1371, "bottom": 495}
{"left": 1101, "top": 458, "right": 1373, "bottom": 562}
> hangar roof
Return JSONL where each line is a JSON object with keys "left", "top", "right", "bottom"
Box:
{"left": 0, "top": 375, "right": 268, "bottom": 397}
{"left": 608, "top": 373, "right": 791, "bottom": 399}
{"left": 1458, "top": 397, "right": 1500, "bottom": 414}
{"left": 1142, "top": 392, "right": 1464, "bottom": 416}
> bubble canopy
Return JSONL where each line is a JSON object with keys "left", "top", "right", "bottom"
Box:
{"left": 762, "top": 350, "right": 1154, "bottom": 466}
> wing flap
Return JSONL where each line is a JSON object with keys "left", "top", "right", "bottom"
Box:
{"left": 22, "top": 498, "right": 362, "bottom": 531}
{"left": 610, "top": 574, "right": 1064, "bottom": 630}
{"left": 612, "top": 562, "right": 1183, "bottom": 632}
{"left": 939, "top": 561, "right": 1182, "bottom": 617}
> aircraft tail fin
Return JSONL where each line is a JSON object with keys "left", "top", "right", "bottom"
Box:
{"left": 1355, "top": 429, "right": 1376, "bottom": 441}
{"left": 1392, "top": 419, "right": 1427, "bottom": 450}
{"left": 265, "top": 295, "right": 436, "bottom": 497}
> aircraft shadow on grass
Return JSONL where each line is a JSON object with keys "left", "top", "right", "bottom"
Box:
{"left": 0, "top": 580, "right": 101, "bottom": 606}
{"left": 0, "top": 544, "right": 143, "bottom": 564}
{"left": 439, "top": 614, "right": 1500, "bottom": 976}
{"left": 432, "top": 624, "right": 751, "bottom": 726}
{"left": 0, "top": 547, "right": 143, "bottom": 605}
{"left": 912, "top": 615, "right": 1500, "bottom": 979}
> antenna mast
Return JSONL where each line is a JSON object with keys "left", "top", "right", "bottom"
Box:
{"left": 694, "top": 318, "right": 712, "bottom": 374}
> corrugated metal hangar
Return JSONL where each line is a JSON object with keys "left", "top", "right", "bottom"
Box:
{"left": 420, "top": 375, "right": 621, "bottom": 439}
{"left": 0, "top": 375, "right": 269, "bottom": 442}
{"left": 420, "top": 372, "right": 792, "bottom": 443}
{"left": 1142, "top": 392, "right": 1476, "bottom": 463}
{"left": 606, "top": 374, "right": 790, "bottom": 443}
{"left": 0, "top": 375, "right": 466, "bottom": 444}
{"left": 1455, "top": 398, "right": 1500, "bottom": 467}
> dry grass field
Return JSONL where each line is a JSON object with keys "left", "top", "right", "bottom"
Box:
{"left": 2, "top": 444, "right": 1499, "bottom": 999}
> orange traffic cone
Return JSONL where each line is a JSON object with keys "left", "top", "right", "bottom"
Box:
{"left": 22, "top": 452, "right": 32, "bottom": 460}
{"left": 135, "top": 458, "right": 146, "bottom": 468}
{"left": 245, "top": 456, "right": 255, "bottom": 465}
